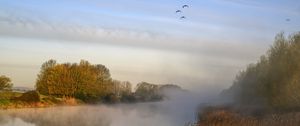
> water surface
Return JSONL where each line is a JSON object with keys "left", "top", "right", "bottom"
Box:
{"left": 0, "top": 101, "right": 199, "bottom": 126}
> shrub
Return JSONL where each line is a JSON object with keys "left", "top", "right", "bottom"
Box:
{"left": 18, "top": 91, "right": 40, "bottom": 102}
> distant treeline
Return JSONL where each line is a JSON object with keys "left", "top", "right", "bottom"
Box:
{"left": 222, "top": 32, "right": 300, "bottom": 111}
{"left": 35, "top": 59, "right": 182, "bottom": 103}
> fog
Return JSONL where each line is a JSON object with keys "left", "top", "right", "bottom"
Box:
{"left": 0, "top": 91, "right": 216, "bottom": 126}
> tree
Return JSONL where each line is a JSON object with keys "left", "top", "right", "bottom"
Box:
{"left": 135, "top": 82, "right": 161, "bottom": 101}
{"left": 36, "top": 59, "right": 113, "bottom": 102}
{"left": 223, "top": 32, "right": 300, "bottom": 110}
{"left": 36, "top": 59, "right": 57, "bottom": 95}
{"left": 0, "top": 75, "right": 13, "bottom": 90}
{"left": 111, "top": 80, "right": 132, "bottom": 97}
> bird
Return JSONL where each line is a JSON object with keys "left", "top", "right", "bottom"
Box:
{"left": 176, "top": 10, "right": 182, "bottom": 13}
{"left": 286, "top": 18, "right": 291, "bottom": 22}
{"left": 182, "top": 5, "right": 189, "bottom": 8}
{"left": 180, "top": 16, "right": 186, "bottom": 19}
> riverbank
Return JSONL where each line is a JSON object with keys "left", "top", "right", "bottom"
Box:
{"left": 0, "top": 98, "right": 81, "bottom": 109}
{"left": 0, "top": 91, "right": 82, "bottom": 109}
{"left": 197, "top": 106, "right": 300, "bottom": 126}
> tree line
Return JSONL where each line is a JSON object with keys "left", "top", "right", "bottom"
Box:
{"left": 35, "top": 59, "right": 182, "bottom": 103}
{"left": 223, "top": 32, "right": 300, "bottom": 111}
{"left": 36, "top": 59, "right": 131, "bottom": 102}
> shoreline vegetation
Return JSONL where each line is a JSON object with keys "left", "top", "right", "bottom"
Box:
{"left": 1, "top": 84, "right": 183, "bottom": 110}
{"left": 0, "top": 90, "right": 83, "bottom": 109}
{"left": 197, "top": 106, "right": 300, "bottom": 126}
{"left": 0, "top": 60, "right": 184, "bottom": 110}
{"left": 0, "top": 85, "right": 181, "bottom": 110}
{"left": 197, "top": 32, "right": 300, "bottom": 125}
{"left": 0, "top": 84, "right": 184, "bottom": 110}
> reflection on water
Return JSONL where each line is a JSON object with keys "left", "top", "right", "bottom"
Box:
{"left": 0, "top": 102, "right": 199, "bottom": 126}
{"left": 0, "top": 117, "right": 34, "bottom": 126}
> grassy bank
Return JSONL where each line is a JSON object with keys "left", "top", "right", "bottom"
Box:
{"left": 0, "top": 91, "right": 82, "bottom": 109}
{"left": 197, "top": 107, "right": 300, "bottom": 126}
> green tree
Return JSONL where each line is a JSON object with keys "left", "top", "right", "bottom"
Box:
{"left": 0, "top": 75, "right": 13, "bottom": 90}
{"left": 135, "top": 82, "right": 160, "bottom": 101}
{"left": 223, "top": 32, "right": 300, "bottom": 110}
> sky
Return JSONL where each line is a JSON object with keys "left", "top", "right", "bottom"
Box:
{"left": 0, "top": 0, "right": 299, "bottom": 92}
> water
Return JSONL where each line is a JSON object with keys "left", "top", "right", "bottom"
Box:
{"left": 0, "top": 90, "right": 216, "bottom": 126}
{"left": 0, "top": 102, "right": 198, "bottom": 126}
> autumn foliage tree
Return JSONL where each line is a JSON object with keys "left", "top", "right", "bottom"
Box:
{"left": 35, "top": 59, "right": 182, "bottom": 103}
{"left": 36, "top": 60, "right": 113, "bottom": 102}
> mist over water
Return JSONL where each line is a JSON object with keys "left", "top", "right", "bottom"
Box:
{"left": 0, "top": 91, "right": 216, "bottom": 126}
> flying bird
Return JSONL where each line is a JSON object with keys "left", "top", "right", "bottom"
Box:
{"left": 182, "top": 5, "right": 189, "bottom": 8}
{"left": 286, "top": 18, "right": 291, "bottom": 22}
{"left": 176, "top": 10, "right": 182, "bottom": 13}
{"left": 180, "top": 16, "right": 186, "bottom": 19}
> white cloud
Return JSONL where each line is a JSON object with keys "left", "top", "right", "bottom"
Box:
{"left": 0, "top": 1, "right": 276, "bottom": 90}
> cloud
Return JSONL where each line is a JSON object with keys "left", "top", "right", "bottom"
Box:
{"left": 0, "top": 15, "right": 154, "bottom": 45}
{"left": 217, "top": 0, "right": 300, "bottom": 16}
{"left": 217, "top": 0, "right": 261, "bottom": 7}
{"left": 0, "top": 63, "right": 38, "bottom": 69}
{"left": 0, "top": 11, "right": 267, "bottom": 61}
{"left": 0, "top": 1, "right": 273, "bottom": 90}
{"left": 0, "top": 17, "right": 266, "bottom": 89}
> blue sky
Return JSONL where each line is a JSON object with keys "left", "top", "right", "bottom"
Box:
{"left": 0, "top": 0, "right": 299, "bottom": 91}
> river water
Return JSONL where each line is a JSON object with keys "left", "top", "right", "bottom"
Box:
{"left": 0, "top": 101, "right": 199, "bottom": 126}
{"left": 0, "top": 90, "right": 215, "bottom": 126}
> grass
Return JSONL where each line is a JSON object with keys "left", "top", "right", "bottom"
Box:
{"left": 0, "top": 91, "right": 82, "bottom": 109}
{"left": 0, "top": 99, "right": 11, "bottom": 105}
{"left": 0, "top": 91, "right": 22, "bottom": 108}
{"left": 197, "top": 107, "right": 300, "bottom": 126}
{"left": 0, "top": 91, "right": 22, "bottom": 100}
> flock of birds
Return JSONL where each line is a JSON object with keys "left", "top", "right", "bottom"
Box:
{"left": 174, "top": 4, "right": 292, "bottom": 22}
{"left": 173, "top": 3, "right": 294, "bottom": 23}
{"left": 175, "top": 4, "right": 189, "bottom": 20}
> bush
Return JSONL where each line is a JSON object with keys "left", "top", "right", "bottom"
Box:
{"left": 120, "top": 93, "right": 136, "bottom": 103}
{"left": 41, "top": 96, "right": 62, "bottom": 104}
{"left": 17, "top": 91, "right": 40, "bottom": 102}
{"left": 103, "top": 93, "right": 120, "bottom": 103}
